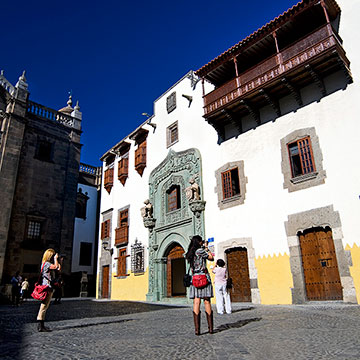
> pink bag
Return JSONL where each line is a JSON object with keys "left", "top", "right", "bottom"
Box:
{"left": 31, "top": 283, "right": 49, "bottom": 301}
{"left": 31, "top": 262, "right": 50, "bottom": 301}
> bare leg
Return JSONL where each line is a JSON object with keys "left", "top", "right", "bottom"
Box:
{"left": 193, "top": 297, "right": 201, "bottom": 314}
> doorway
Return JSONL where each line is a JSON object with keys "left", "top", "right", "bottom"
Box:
{"left": 102, "top": 265, "right": 109, "bottom": 299}
{"left": 166, "top": 244, "right": 186, "bottom": 297}
{"left": 299, "top": 226, "right": 342, "bottom": 301}
{"left": 226, "top": 247, "right": 251, "bottom": 302}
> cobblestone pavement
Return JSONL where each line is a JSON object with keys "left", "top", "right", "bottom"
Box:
{"left": 1, "top": 299, "right": 360, "bottom": 360}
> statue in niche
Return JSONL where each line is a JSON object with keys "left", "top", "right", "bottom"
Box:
{"left": 141, "top": 199, "right": 153, "bottom": 218}
{"left": 185, "top": 178, "right": 200, "bottom": 201}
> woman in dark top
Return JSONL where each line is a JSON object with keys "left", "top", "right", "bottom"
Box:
{"left": 36, "top": 248, "right": 61, "bottom": 332}
{"left": 185, "top": 235, "right": 214, "bottom": 335}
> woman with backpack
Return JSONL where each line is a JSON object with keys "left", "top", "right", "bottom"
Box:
{"left": 185, "top": 235, "right": 214, "bottom": 335}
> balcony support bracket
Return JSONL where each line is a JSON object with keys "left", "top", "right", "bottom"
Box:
{"left": 281, "top": 77, "right": 303, "bottom": 106}
{"left": 305, "top": 64, "right": 326, "bottom": 96}
{"left": 239, "top": 99, "right": 260, "bottom": 125}
{"left": 333, "top": 50, "right": 353, "bottom": 84}
{"left": 206, "top": 119, "right": 225, "bottom": 142}
{"left": 221, "top": 109, "right": 242, "bottom": 133}
{"left": 259, "top": 89, "right": 281, "bottom": 118}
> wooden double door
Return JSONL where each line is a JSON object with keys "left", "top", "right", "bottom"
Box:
{"left": 299, "top": 227, "right": 343, "bottom": 301}
{"left": 226, "top": 247, "right": 251, "bottom": 302}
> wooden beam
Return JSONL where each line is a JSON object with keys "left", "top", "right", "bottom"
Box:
{"left": 281, "top": 77, "right": 303, "bottom": 106}
{"left": 259, "top": 89, "right": 281, "bottom": 117}
{"left": 334, "top": 51, "right": 353, "bottom": 84}
{"left": 305, "top": 64, "right": 326, "bottom": 96}
{"left": 221, "top": 109, "right": 242, "bottom": 133}
{"left": 239, "top": 99, "right": 260, "bottom": 125}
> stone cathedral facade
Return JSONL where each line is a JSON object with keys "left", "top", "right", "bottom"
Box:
{"left": 0, "top": 71, "right": 82, "bottom": 296}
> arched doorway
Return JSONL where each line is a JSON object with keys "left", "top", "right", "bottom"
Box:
{"left": 226, "top": 247, "right": 251, "bottom": 302}
{"left": 298, "top": 226, "right": 342, "bottom": 301}
{"left": 166, "top": 243, "right": 186, "bottom": 297}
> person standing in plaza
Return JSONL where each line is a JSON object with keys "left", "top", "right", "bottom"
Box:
{"left": 36, "top": 248, "right": 61, "bottom": 332}
{"left": 212, "top": 259, "right": 232, "bottom": 315}
{"left": 20, "top": 277, "right": 29, "bottom": 302}
{"left": 185, "top": 235, "right": 214, "bottom": 335}
{"left": 10, "top": 271, "right": 21, "bottom": 306}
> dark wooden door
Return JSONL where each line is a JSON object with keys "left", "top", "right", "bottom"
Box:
{"left": 226, "top": 247, "right": 251, "bottom": 302}
{"left": 299, "top": 227, "right": 342, "bottom": 301}
{"left": 166, "top": 244, "right": 186, "bottom": 296}
{"left": 102, "top": 265, "right": 109, "bottom": 299}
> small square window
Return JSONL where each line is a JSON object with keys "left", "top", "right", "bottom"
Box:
{"left": 221, "top": 168, "right": 240, "bottom": 199}
{"left": 167, "top": 121, "right": 178, "bottom": 148}
{"left": 27, "top": 221, "right": 41, "bottom": 240}
{"left": 288, "top": 137, "right": 315, "bottom": 178}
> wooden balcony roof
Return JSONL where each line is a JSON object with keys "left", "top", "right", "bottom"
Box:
{"left": 195, "top": 0, "right": 341, "bottom": 86}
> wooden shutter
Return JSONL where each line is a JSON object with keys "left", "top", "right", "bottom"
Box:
{"left": 298, "top": 137, "right": 315, "bottom": 174}
{"left": 222, "top": 170, "right": 232, "bottom": 199}
{"left": 168, "top": 187, "right": 178, "bottom": 212}
{"left": 117, "top": 249, "right": 127, "bottom": 276}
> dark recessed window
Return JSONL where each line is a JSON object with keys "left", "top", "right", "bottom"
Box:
{"left": 35, "top": 140, "right": 53, "bottom": 162}
{"left": 167, "top": 185, "right": 181, "bottom": 212}
{"left": 79, "top": 242, "right": 92, "bottom": 266}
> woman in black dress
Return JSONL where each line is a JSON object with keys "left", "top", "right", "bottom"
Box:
{"left": 185, "top": 235, "right": 214, "bottom": 335}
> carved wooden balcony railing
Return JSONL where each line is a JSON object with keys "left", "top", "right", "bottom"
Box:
{"left": 135, "top": 142, "right": 146, "bottom": 176}
{"left": 104, "top": 168, "right": 114, "bottom": 194}
{"left": 203, "top": 25, "right": 351, "bottom": 119}
{"left": 115, "top": 226, "right": 129, "bottom": 246}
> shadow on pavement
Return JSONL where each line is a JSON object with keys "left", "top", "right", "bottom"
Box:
{"left": 231, "top": 307, "right": 255, "bottom": 313}
{"left": 55, "top": 318, "right": 134, "bottom": 331}
{"left": 213, "top": 317, "right": 261, "bottom": 333}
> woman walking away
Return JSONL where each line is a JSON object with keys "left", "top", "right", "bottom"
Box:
{"left": 212, "top": 259, "right": 232, "bottom": 315}
{"left": 37, "top": 248, "right": 61, "bottom": 332}
{"left": 186, "top": 235, "right": 214, "bottom": 335}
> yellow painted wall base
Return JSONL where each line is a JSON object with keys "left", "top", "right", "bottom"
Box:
{"left": 111, "top": 269, "right": 149, "bottom": 301}
{"left": 346, "top": 243, "right": 360, "bottom": 304}
{"left": 255, "top": 253, "right": 293, "bottom": 305}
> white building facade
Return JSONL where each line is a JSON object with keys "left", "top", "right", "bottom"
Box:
{"left": 97, "top": 0, "right": 360, "bottom": 304}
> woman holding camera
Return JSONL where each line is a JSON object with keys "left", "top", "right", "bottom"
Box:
{"left": 36, "top": 248, "right": 61, "bottom": 332}
{"left": 185, "top": 235, "right": 214, "bottom": 335}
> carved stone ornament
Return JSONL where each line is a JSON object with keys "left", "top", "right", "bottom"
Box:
{"left": 189, "top": 200, "right": 206, "bottom": 218}
{"left": 141, "top": 199, "right": 153, "bottom": 218}
{"left": 143, "top": 217, "right": 156, "bottom": 230}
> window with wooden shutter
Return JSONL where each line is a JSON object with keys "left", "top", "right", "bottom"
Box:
{"left": 117, "top": 248, "right": 127, "bottom": 277}
{"left": 288, "top": 136, "right": 315, "bottom": 178}
{"left": 115, "top": 209, "right": 129, "bottom": 246}
{"left": 118, "top": 156, "right": 129, "bottom": 186}
{"left": 166, "top": 121, "right": 178, "bottom": 148}
{"left": 221, "top": 168, "right": 240, "bottom": 199}
{"left": 101, "top": 220, "right": 110, "bottom": 240}
{"left": 167, "top": 185, "right": 181, "bottom": 212}
{"left": 135, "top": 140, "right": 146, "bottom": 176}
{"left": 104, "top": 168, "right": 114, "bottom": 193}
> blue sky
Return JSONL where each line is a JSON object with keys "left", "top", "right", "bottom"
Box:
{"left": 2, "top": 0, "right": 296, "bottom": 166}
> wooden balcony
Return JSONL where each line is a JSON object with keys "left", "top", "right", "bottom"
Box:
{"left": 203, "top": 25, "right": 351, "bottom": 122}
{"left": 135, "top": 143, "right": 146, "bottom": 176}
{"left": 118, "top": 158, "right": 128, "bottom": 185}
{"left": 104, "top": 168, "right": 114, "bottom": 194}
{"left": 115, "top": 226, "right": 129, "bottom": 246}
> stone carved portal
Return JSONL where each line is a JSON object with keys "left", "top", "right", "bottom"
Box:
{"left": 146, "top": 148, "right": 205, "bottom": 302}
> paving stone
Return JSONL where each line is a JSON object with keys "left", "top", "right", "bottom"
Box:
{"left": 1, "top": 299, "right": 360, "bottom": 359}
